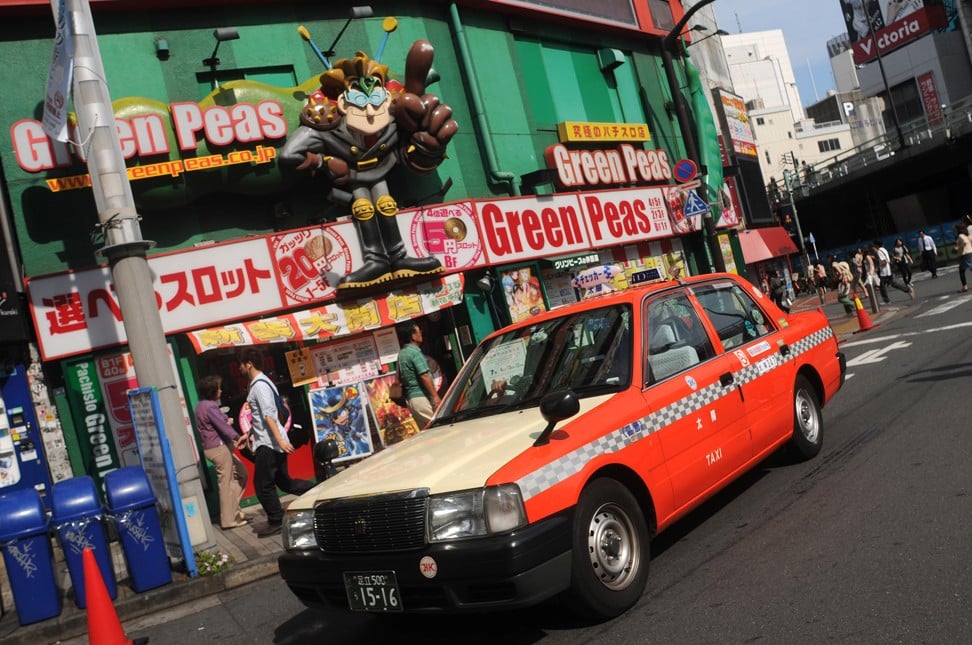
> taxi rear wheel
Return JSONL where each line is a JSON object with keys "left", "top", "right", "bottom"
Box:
{"left": 568, "top": 478, "right": 650, "bottom": 619}
{"left": 790, "top": 375, "right": 823, "bottom": 460}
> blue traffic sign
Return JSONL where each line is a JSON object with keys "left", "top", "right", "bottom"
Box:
{"left": 683, "top": 189, "right": 708, "bottom": 217}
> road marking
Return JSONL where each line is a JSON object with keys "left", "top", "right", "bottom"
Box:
{"left": 841, "top": 321, "right": 972, "bottom": 348}
{"left": 845, "top": 341, "right": 912, "bottom": 366}
{"left": 916, "top": 295, "right": 971, "bottom": 318}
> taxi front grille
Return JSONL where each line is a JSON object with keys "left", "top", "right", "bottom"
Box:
{"left": 314, "top": 490, "right": 428, "bottom": 553}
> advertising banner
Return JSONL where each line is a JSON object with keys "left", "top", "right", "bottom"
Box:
{"left": 62, "top": 360, "right": 123, "bottom": 500}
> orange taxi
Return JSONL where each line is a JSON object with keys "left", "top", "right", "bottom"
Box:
{"left": 279, "top": 272, "right": 846, "bottom": 619}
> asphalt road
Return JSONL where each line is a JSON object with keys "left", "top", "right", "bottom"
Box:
{"left": 128, "top": 270, "right": 972, "bottom": 644}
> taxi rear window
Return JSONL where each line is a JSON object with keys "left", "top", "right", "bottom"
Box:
{"left": 693, "top": 282, "right": 772, "bottom": 350}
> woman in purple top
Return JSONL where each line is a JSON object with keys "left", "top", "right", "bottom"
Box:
{"left": 194, "top": 375, "right": 248, "bottom": 529}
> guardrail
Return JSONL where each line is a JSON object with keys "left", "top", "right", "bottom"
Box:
{"left": 768, "top": 93, "right": 972, "bottom": 199}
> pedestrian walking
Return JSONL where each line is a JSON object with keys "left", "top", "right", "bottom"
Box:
{"left": 953, "top": 223, "right": 972, "bottom": 293}
{"left": 813, "top": 262, "right": 828, "bottom": 303}
{"left": 194, "top": 375, "right": 248, "bottom": 530}
{"left": 396, "top": 322, "right": 442, "bottom": 429}
{"left": 830, "top": 257, "right": 855, "bottom": 315}
{"left": 239, "top": 349, "right": 314, "bottom": 537}
{"left": 769, "top": 269, "right": 790, "bottom": 313}
{"left": 891, "top": 238, "right": 913, "bottom": 285}
{"left": 851, "top": 248, "right": 864, "bottom": 292}
{"left": 916, "top": 230, "right": 938, "bottom": 278}
{"left": 871, "top": 239, "right": 915, "bottom": 303}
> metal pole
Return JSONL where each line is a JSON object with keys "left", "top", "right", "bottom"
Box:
{"left": 66, "top": 0, "right": 214, "bottom": 548}
{"left": 782, "top": 170, "right": 812, "bottom": 276}
{"left": 864, "top": 12, "right": 905, "bottom": 149}
{"left": 660, "top": 0, "right": 725, "bottom": 273}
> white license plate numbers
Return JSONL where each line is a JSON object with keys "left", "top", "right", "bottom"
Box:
{"left": 343, "top": 571, "right": 402, "bottom": 612}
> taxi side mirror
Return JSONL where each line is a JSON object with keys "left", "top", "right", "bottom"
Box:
{"left": 534, "top": 390, "right": 580, "bottom": 447}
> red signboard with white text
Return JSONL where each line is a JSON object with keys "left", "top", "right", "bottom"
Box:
{"left": 852, "top": 5, "right": 947, "bottom": 64}
{"left": 917, "top": 71, "right": 943, "bottom": 126}
{"left": 29, "top": 188, "right": 695, "bottom": 360}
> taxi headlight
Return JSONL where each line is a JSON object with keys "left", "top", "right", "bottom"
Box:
{"left": 428, "top": 484, "right": 527, "bottom": 542}
{"left": 283, "top": 509, "right": 317, "bottom": 550}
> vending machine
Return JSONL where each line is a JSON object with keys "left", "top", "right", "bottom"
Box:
{"left": 0, "top": 365, "right": 53, "bottom": 509}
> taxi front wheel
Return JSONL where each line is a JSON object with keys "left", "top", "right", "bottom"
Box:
{"left": 567, "top": 478, "right": 650, "bottom": 620}
{"left": 790, "top": 375, "right": 823, "bottom": 460}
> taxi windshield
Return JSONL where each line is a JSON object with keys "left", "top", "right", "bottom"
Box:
{"left": 434, "top": 305, "right": 632, "bottom": 424}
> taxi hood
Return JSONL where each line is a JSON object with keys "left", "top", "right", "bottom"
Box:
{"left": 288, "top": 394, "right": 612, "bottom": 510}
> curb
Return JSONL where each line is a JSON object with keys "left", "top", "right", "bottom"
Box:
{"left": 0, "top": 553, "right": 281, "bottom": 644}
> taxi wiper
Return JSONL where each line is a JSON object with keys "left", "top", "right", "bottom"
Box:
{"left": 432, "top": 401, "right": 525, "bottom": 426}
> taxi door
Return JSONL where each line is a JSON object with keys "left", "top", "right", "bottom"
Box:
{"left": 690, "top": 280, "right": 797, "bottom": 454}
{"left": 642, "top": 290, "right": 752, "bottom": 510}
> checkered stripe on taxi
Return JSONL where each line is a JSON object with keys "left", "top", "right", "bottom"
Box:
{"left": 516, "top": 326, "right": 835, "bottom": 501}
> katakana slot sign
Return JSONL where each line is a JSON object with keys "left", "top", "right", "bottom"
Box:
{"left": 27, "top": 237, "right": 284, "bottom": 361}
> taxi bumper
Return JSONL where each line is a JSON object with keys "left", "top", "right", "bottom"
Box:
{"left": 279, "top": 511, "right": 573, "bottom": 613}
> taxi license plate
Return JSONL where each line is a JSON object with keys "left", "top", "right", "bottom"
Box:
{"left": 343, "top": 571, "right": 403, "bottom": 612}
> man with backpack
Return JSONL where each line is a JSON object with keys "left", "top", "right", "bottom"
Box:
{"left": 239, "top": 349, "right": 314, "bottom": 537}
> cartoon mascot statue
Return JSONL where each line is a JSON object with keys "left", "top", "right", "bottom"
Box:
{"left": 280, "top": 20, "right": 458, "bottom": 292}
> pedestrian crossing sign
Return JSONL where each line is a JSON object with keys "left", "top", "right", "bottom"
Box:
{"left": 683, "top": 189, "right": 708, "bottom": 231}
{"left": 683, "top": 189, "right": 708, "bottom": 217}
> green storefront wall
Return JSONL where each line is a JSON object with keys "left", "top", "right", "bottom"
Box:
{"left": 0, "top": 2, "right": 694, "bottom": 280}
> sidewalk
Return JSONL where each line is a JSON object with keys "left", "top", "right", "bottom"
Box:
{"left": 788, "top": 286, "right": 910, "bottom": 341}
{"left": 0, "top": 500, "right": 289, "bottom": 644}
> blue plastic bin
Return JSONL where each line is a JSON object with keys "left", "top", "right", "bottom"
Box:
{"left": 105, "top": 466, "right": 172, "bottom": 592}
{"left": 51, "top": 476, "right": 116, "bottom": 608}
{"left": 0, "top": 488, "right": 61, "bottom": 625}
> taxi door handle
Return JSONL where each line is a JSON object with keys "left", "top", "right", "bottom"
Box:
{"left": 720, "top": 372, "right": 734, "bottom": 387}
{"left": 780, "top": 344, "right": 791, "bottom": 357}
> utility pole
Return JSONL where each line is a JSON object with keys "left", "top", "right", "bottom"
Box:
{"left": 782, "top": 169, "right": 812, "bottom": 274}
{"left": 65, "top": 0, "right": 214, "bottom": 550}
{"left": 660, "top": 0, "right": 726, "bottom": 273}
{"left": 864, "top": 11, "right": 905, "bottom": 150}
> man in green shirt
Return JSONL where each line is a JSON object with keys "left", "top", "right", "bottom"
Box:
{"left": 396, "top": 322, "right": 441, "bottom": 428}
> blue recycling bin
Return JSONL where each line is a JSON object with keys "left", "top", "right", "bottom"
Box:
{"left": 51, "top": 476, "right": 116, "bottom": 608}
{"left": 105, "top": 466, "right": 172, "bottom": 592}
{"left": 0, "top": 487, "right": 61, "bottom": 625}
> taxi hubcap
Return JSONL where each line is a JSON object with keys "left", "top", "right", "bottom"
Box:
{"left": 587, "top": 503, "right": 640, "bottom": 590}
{"left": 796, "top": 389, "right": 819, "bottom": 442}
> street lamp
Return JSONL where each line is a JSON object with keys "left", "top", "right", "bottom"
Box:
{"left": 660, "top": 0, "right": 726, "bottom": 272}
{"left": 687, "top": 28, "right": 729, "bottom": 47}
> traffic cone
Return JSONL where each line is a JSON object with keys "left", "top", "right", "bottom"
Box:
{"left": 853, "top": 294, "right": 877, "bottom": 333}
{"left": 82, "top": 547, "right": 141, "bottom": 644}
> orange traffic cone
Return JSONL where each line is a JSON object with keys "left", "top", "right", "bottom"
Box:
{"left": 853, "top": 294, "right": 877, "bottom": 333}
{"left": 83, "top": 547, "right": 139, "bottom": 645}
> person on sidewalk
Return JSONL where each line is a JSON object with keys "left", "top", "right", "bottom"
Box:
{"left": 239, "top": 349, "right": 314, "bottom": 537}
{"left": 871, "top": 239, "right": 915, "bottom": 304}
{"left": 830, "top": 257, "right": 856, "bottom": 316}
{"left": 953, "top": 223, "right": 972, "bottom": 293}
{"left": 194, "top": 375, "right": 248, "bottom": 530}
{"left": 850, "top": 248, "right": 864, "bottom": 293}
{"left": 768, "top": 270, "right": 790, "bottom": 313}
{"left": 396, "top": 322, "right": 442, "bottom": 428}
{"left": 891, "top": 238, "right": 913, "bottom": 285}
{"left": 917, "top": 230, "right": 938, "bottom": 278}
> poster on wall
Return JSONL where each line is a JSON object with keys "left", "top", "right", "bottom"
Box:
{"left": 364, "top": 375, "right": 421, "bottom": 447}
{"left": 308, "top": 383, "right": 375, "bottom": 463}
{"left": 500, "top": 266, "right": 547, "bottom": 323}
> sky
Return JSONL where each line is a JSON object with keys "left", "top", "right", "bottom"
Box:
{"left": 712, "top": 0, "right": 850, "bottom": 107}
